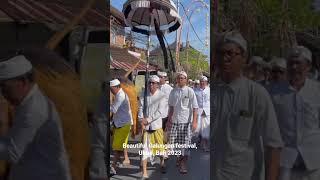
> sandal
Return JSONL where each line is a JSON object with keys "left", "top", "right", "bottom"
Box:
{"left": 160, "top": 164, "right": 167, "bottom": 174}
{"left": 122, "top": 159, "right": 130, "bottom": 166}
{"left": 140, "top": 176, "right": 149, "bottom": 180}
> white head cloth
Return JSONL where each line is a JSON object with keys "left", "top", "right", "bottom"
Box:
{"left": 149, "top": 75, "right": 160, "bottom": 83}
{"left": 224, "top": 31, "right": 247, "bottom": 52}
{"left": 0, "top": 55, "right": 32, "bottom": 80}
{"left": 110, "top": 79, "right": 120, "bottom": 87}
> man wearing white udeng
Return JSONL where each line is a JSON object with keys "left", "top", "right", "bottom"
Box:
{"left": 167, "top": 71, "right": 198, "bottom": 174}
{"left": 138, "top": 75, "right": 167, "bottom": 179}
{"left": 194, "top": 76, "right": 210, "bottom": 152}
{"left": 157, "top": 71, "right": 173, "bottom": 132}
{"left": 270, "top": 46, "right": 320, "bottom": 180}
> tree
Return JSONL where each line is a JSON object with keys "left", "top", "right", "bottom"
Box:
{"left": 217, "top": 0, "right": 320, "bottom": 58}
{"left": 150, "top": 43, "right": 209, "bottom": 80}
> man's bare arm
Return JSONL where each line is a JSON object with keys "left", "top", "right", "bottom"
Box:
{"left": 265, "top": 147, "right": 281, "bottom": 180}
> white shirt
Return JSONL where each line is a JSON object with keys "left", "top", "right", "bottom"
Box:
{"left": 110, "top": 88, "right": 132, "bottom": 128}
{"left": 3, "top": 84, "right": 71, "bottom": 180}
{"left": 168, "top": 86, "right": 198, "bottom": 124}
{"left": 212, "top": 77, "right": 283, "bottom": 180}
{"left": 138, "top": 90, "right": 166, "bottom": 130}
{"left": 159, "top": 83, "right": 173, "bottom": 118}
{"left": 194, "top": 86, "right": 210, "bottom": 117}
{"left": 269, "top": 79, "right": 320, "bottom": 170}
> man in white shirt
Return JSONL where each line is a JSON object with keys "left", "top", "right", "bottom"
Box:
{"left": 193, "top": 79, "right": 200, "bottom": 90}
{"left": 110, "top": 79, "right": 132, "bottom": 175}
{"left": 0, "top": 55, "right": 71, "bottom": 180}
{"left": 212, "top": 31, "right": 283, "bottom": 180}
{"left": 270, "top": 46, "right": 320, "bottom": 180}
{"left": 138, "top": 75, "right": 167, "bottom": 179}
{"left": 188, "top": 79, "right": 194, "bottom": 88}
{"left": 167, "top": 71, "right": 198, "bottom": 174}
{"left": 157, "top": 71, "right": 173, "bottom": 131}
{"left": 194, "top": 76, "right": 210, "bottom": 152}
{"left": 269, "top": 57, "right": 287, "bottom": 83}
{"left": 249, "top": 56, "right": 271, "bottom": 85}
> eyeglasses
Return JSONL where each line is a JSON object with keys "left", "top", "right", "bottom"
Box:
{"left": 149, "top": 82, "right": 157, "bottom": 84}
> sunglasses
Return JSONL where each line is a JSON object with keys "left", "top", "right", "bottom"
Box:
{"left": 149, "top": 81, "right": 157, "bottom": 84}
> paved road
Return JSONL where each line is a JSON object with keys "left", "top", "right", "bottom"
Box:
{"left": 110, "top": 139, "right": 210, "bottom": 180}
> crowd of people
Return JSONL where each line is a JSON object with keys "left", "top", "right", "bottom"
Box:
{"left": 109, "top": 71, "right": 210, "bottom": 179}
{"left": 212, "top": 31, "right": 320, "bottom": 180}
{"left": 0, "top": 30, "right": 319, "bottom": 180}
{"left": 110, "top": 30, "right": 320, "bottom": 180}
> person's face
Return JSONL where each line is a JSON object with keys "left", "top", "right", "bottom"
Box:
{"left": 149, "top": 81, "right": 159, "bottom": 93}
{"left": 271, "top": 67, "right": 287, "bottom": 82}
{"left": 249, "top": 64, "right": 265, "bottom": 80}
{"left": 287, "top": 57, "right": 311, "bottom": 83}
{"left": 0, "top": 78, "right": 27, "bottom": 105}
{"left": 176, "top": 75, "right": 187, "bottom": 87}
{"left": 200, "top": 80, "right": 207, "bottom": 89}
{"left": 159, "top": 76, "right": 166, "bottom": 84}
{"left": 243, "top": 65, "right": 256, "bottom": 80}
{"left": 110, "top": 86, "right": 119, "bottom": 95}
{"left": 217, "top": 43, "right": 246, "bottom": 79}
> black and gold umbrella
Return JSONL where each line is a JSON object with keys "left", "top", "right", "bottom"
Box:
{"left": 122, "top": 0, "right": 181, "bottom": 118}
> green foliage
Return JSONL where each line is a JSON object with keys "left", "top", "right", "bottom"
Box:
{"left": 150, "top": 46, "right": 209, "bottom": 80}
{"left": 217, "top": 0, "right": 320, "bottom": 58}
{"left": 180, "top": 47, "right": 209, "bottom": 79}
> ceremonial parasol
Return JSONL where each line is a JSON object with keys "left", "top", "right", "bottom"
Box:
{"left": 122, "top": 0, "right": 181, "bottom": 118}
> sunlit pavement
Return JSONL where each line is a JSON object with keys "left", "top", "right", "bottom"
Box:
{"left": 110, "top": 136, "right": 210, "bottom": 180}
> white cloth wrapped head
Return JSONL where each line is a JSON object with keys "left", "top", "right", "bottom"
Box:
{"left": 149, "top": 75, "right": 160, "bottom": 83}
{"left": 110, "top": 79, "right": 120, "bottom": 87}
{"left": 249, "top": 56, "right": 264, "bottom": 66}
{"left": 200, "top": 76, "right": 208, "bottom": 82}
{"left": 263, "top": 61, "right": 272, "bottom": 70}
{"left": 287, "top": 46, "right": 312, "bottom": 63}
{"left": 223, "top": 31, "right": 247, "bottom": 52}
{"left": 176, "top": 71, "right": 188, "bottom": 78}
{"left": 0, "top": 55, "right": 32, "bottom": 81}
{"left": 270, "top": 57, "right": 287, "bottom": 69}
{"left": 157, "top": 71, "right": 167, "bottom": 77}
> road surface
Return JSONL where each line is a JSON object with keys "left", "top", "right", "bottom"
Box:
{"left": 110, "top": 137, "right": 210, "bottom": 180}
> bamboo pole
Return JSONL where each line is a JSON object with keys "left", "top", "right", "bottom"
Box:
{"left": 45, "top": 0, "right": 96, "bottom": 50}
{"left": 124, "top": 59, "right": 142, "bottom": 77}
